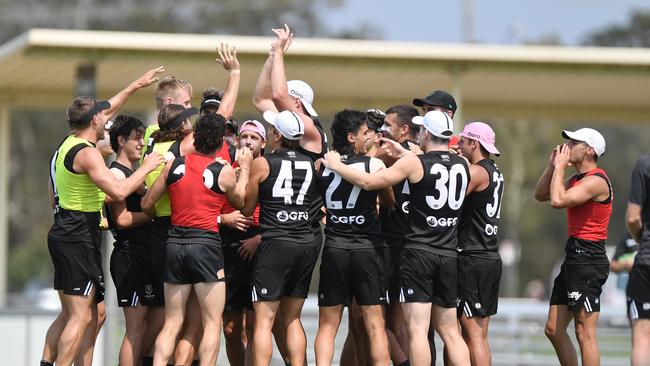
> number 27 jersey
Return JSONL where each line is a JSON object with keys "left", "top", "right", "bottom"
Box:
{"left": 258, "top": 148, "right": 316, "bottom": 244}
{"left": 406, "top": 151, "right": 470, "bottom": 256}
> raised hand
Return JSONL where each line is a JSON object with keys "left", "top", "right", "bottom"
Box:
{"left": 271, "top": 24, "right": 294, "bottom": 55}
{"left": 133, "top": 66, "right": 165, "bottom": 89}
{"left": 216, "top": 43, "right": 240, "bottom": 74}
{"left": 553, "top": 143, "right": 571, "bottom": 169}
{"left": 237, "top": 147, "right": 253, "bottom": 170}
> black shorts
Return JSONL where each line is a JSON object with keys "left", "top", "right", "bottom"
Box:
{"left": 382, "top": 240, "right": 404, "bottom": 303}
{"left": 165, "top": 240, "right": 225, "bottom": 284}
{"left": 318, "top": 246, "right": 386, "bottom": 307}
{"left": 628, "top": 263, "right": 650, "bottom": 320}
{"left": 399, "top": 248, "right": 457, "bottom": 308}
{"left": 550, "top": 261, "right": 609, "bottom": 313}
{"left": 223, "top": 244, "right": 254, "bottom": 313}
{"left": 457, "top": 255, "right": 502, "bottom": 317}
{"left": 146, "top": 217, "right": 170, "bottom": 306}
{"left": 48, "top": 236, "right": 104, "bottom": 303}
{"left": 252, "top": 240, "right": 319, "bottom": 302}
{"left": 110, "top": 242, "right": 157, "bottom": 307}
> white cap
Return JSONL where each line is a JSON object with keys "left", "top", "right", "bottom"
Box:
{"left": 412, "top": 110, "right": 454, "bottom": 139}
{"left": 287, "top": 80, "right": 318, "bottom": 116}
{"left": 263, "top": 110, "right": 305, "bottom": 140}
{"left": 562, "top": 128, "right": 606, "bottom": 156}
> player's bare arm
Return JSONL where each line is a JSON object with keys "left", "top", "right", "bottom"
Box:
{"left": 626, "top": 202, "right": 643, "bottom": 243}
{"left": 215, "top": 43, "right": 240, "bottom": 121}
{"left": 221, "top": 147, "right": 252, "bottom": 209}
{"left": 550, "top": 145, "right": 608, "bottom": 208}
{"left": 77, "top": 147, "right": 164, "bottom": 202}
{"left": 323, "top": 150, "right": 419, "bottom": 191}
{"left": 104, "top": 66, "right": 166, "bottom": 119}
{"left": 140, "top": 159, "right": 173, "bottom": 216}
{"left": 239, "top": 156, "right": 269, "bottom": 216}
{"left": 108, "top": 168, "right": 152, "bottom": 228}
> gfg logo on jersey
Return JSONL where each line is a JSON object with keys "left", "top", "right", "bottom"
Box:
{"left": 276, "top": 210, "right": 309, "bottom": 222}
{"left": 484, "top": 224, "right": 498, "bottom": 235}
{"left": 401, "top": 201, "right": 410, "bottom": 214}
{"left": 330, "top": 215, "right": 365, "bottom": 225}
{"left": 426, "top": 216, "right": 458, "bottom": 227}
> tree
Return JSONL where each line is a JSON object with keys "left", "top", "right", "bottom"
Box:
{"left": 0, "top": 0, "right": 381, "bottom": 45}
{"left": 583, "top": 10, "right": 650, "bottom": 47}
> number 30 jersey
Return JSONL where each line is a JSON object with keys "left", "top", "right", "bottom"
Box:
{"left": 458, "top": 159, "right": 504, "bottom": 259}
{"left": 405, "top": 151, "right": 470, "bottom": 256}
{"left": 258, "top": 148, "right": 317, "bottom": 244}
{"left": 318, "top": 154, "right": 384, "bottom": 249}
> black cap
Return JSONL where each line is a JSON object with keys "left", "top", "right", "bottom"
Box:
{"left": 68, "top": 99, "right": 111, "bottom": 125}
{"left": 413, "top": 90, "right": 457, "bottom": 113}
{"left": 200, "top": 94, "right": 221, "bottom": 112}
{"left": 164, "top": 107, "right": 199, "bottom": 130}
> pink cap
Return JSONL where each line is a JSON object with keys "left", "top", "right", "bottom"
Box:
{"left": 460, "top": 122, "right": 500, "bottom": 156}
{"left": 239, "top": 120, "right": 266, "bottom": 140}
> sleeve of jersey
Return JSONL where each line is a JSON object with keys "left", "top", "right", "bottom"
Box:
{"left": 204, "top": 162, "right": 226, "bottom": 194}
{"left": 368, "top": 157, "right": 387, "bottom": 173}
{"left": 166, "top": 157, "right": 186, "bottom": 186}
{"left": 629, "top": 156, "right": 648, "bottom": 205}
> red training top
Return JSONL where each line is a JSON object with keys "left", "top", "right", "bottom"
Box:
{"left": 168, "top": 153, "right": 226, "bottom": 232}
{"left": 566, "top": 168, "right": 612, "bottom": 242}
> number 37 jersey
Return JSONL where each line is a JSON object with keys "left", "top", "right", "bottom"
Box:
{"left": 406, "top": 151, "right": 470, "bottom": 256}
{"left": 258, "top": 148, "right": 317, "bottom": 244}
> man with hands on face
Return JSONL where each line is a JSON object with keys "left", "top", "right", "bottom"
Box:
{"left": 218, "top": 120, "right": 267, "bottom": 366}
{"left": 534, "top": 128, "right": 612, "bottom": 366}
{"left": 323, "top": 110, "right": 471, "bottom": 366}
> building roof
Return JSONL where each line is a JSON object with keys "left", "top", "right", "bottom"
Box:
{"left": 1, "top": 28, "right": 650, "bottom": 122}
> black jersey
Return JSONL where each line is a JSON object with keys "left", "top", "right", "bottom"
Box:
{"left": 318, "top": 154, "right": 382, "bottom": 249}
{"left": 405, "top": 151, "right": 470, "bottom": 256}
{"left": 258, "top": 148, "right": 316, "bottom": 244}
{"left": 629, "top": 155, "right": 650, "bottom": 265}
{"left": 458, "top": 159, "right": 504, "bottom": 259}
{"left": 297, "top": 122, "right": 329, "bottom": 226}
{"left": 379, "top": 139, "right": 417, "bottom": 242}
{"left": 105, "top": 162, "right": 150, "bottom": 244}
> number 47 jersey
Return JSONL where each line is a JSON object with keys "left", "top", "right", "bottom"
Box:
{"left": 406, "top": 151, "right": 471, "bottom": 256}
{"left": 258, "top": 148, "right": 317, "bottom": 244}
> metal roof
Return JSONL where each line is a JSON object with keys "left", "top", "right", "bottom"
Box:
{"left": 1, "top": 28, "right": 650, "bottom": 123}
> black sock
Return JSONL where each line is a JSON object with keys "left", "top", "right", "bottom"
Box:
{"left": 40, "top": 361, "right": 53, "bottom": 366}
{"left": 397, "top": 360, "right": 411, "bottom": 366}
{"left": 142, "top": 356, "right": 153, "bottom": 366}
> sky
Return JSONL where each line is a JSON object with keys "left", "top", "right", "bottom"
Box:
{"left": 323, "top": 0, "right": 650, "bottom": 45}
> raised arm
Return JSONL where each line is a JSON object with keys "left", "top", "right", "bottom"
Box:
{"left": 104, "top": 66, "right": 165, "bottom": 119}
{"left": 268, "top": 26, "right": 321, "bottom": 147}
{"left": 215, "top": 43, "right": 240, "bottom": 122}
{"left": 252, "top": 55, "right": 277, "bottom": 114}
{"left": 77, "top": 147, "right": 164, "bottom": 202}
{"left": 141, "top": 159, "right": 172, "bottom": 216}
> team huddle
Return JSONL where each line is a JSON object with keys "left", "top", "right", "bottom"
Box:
{"left": 40, "top": 25, "right": 636, "bottom": 366}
